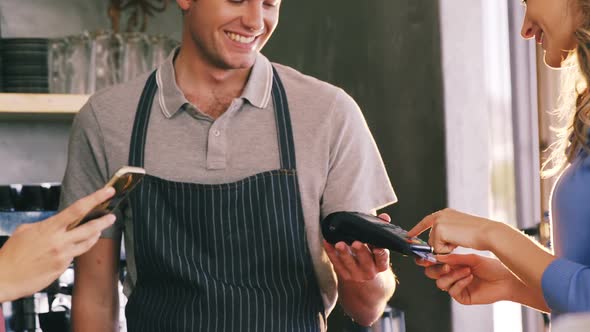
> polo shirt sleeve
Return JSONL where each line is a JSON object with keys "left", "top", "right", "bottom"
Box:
{"left": 320, "top": 88, "right": 397, "bottom": 219}
{"left": 542, "top": 258, "right": 590, "bottom": 314}
{"left": 58, "top": 101, "right": 122, "bottom": 238}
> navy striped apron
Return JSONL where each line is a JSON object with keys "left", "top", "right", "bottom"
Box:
{"left": 125, "top": 68, "right": 325, "bottom": 331}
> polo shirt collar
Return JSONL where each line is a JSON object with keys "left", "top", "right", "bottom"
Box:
{"left": 156, "top": 49, "right": 273, "bottom": 119}
{"left": 241, "top": 53, "right": 273, "bottom": 109}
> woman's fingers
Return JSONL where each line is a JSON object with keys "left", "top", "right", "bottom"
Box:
{"left": 432, "top": 243, "right": 456, "bottom": 255}
{"left": 424, "top": 263, "right": 451, "bottom": 279}
{"left": 448, "top": 274, "right": 474, "bottom": 304}
{"left": 52, "top": 187, "right": 115, "bottom": 229}
{"left": 12, "top": 223, "right": 34, "bottom": 235}
{"left": 437, "top": 254, "right": 480, "bottom": 266}
{"left": 428, "top": 226, "right": 456, "bottom": 254}
{"left": 70, "top": 232, "right": 103, "bottom": 257}
{"left": 407, "top": 213, "right": 437, "bottom": 237}
{"left": 67, "top": 214, "right": 116, "bottom": 243}
{"left": 436, "top": 267, "right": 471, "bottom": 291}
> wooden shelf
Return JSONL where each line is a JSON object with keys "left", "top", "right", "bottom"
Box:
{"left": 0, "top": 93, "right": 88, "bottom": 115}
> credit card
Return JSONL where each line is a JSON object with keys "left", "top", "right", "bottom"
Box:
{"left": 412, "top": 250, "right": 438, "bottom": 263}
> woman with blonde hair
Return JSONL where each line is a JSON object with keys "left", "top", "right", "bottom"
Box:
{"left": 410, "top": 0, "right": 590, "bottom": 315}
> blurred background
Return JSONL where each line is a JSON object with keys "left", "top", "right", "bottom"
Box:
{"left": 0, "top": 0, "right": 563, "bottom": 331}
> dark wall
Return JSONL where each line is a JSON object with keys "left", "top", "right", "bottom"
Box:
{"left": 264, "top": 1, "right": 450, "bottom": 331}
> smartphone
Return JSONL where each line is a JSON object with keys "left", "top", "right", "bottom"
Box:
{"left": 67, "top": 166, "right": 146, "bottom": 230}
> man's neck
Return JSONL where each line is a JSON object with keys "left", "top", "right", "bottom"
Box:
{"left": 174, "top": 47, "right": 252, "bottom": 101}
{"left": 172, "top": 47, "right": 254, "bottom": 119}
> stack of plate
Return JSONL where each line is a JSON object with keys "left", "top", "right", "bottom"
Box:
{"left": 1, "top": 38, "right": 49, "bottom": 93}
{"left": 0, "top": 184, "right": 61, "bottom": 212}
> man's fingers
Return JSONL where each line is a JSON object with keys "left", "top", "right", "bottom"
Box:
{"left": 335, "top": 242, "right": 360, "bottom": 279}
{"left": 323, "top": 241, "right": 351, "bottom": 280}
{"left": 351, "top": 242, "right": 373, "bottom": 266}
{"left": 377, "top": 213, "right": 391, "bottom": 223}
{"left": 66, "top": 214, "right": 116, "bottom": 243}
{"left": 373, "top": 248, "right": 390, "bottom": 272}
{"left": 54, "top": 187, "right": 115, "bottom": 228}
{"left": 351, "top": 241, "right": 377, "bottom": 278}
{"left": 407, "top": 212, "right": 437, "bottom": 237}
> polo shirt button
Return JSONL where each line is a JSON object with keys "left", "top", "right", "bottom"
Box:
{"left": 213, "top": 129, "right": 221, "bottom": 137}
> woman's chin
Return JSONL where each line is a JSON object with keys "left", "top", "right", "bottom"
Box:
{"left": 543, "top": 52, "right": 563, "bottom": 69}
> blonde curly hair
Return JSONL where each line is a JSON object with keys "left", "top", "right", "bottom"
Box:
{"left": 542, "top": 0, "right": 590, "bottom": 177}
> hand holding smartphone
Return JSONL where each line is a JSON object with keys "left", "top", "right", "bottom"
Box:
{"left": 66, "top": 166, "right": 145, "bottom": 230}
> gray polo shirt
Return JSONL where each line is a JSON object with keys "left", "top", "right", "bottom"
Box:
{"left": 60, "top": 51, "right": 396, "bottom": 315}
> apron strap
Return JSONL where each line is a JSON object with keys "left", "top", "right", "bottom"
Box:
{"left": 128, "top": 67, "right": 296, "bottom": 170}
{"left": 128, "top": 71, "right": 158, "bottom": 167}
{"left": 271, "top": 66, "right": 297, "bottom": 170}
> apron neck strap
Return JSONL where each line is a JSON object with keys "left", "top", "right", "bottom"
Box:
{"left": 129, "top": 71, "right": 158, "bottom": 167}
{"left": 128, "top": 66, "right": 297, "bottom": 170}
{"left": 271, "top": 66, "right": 296, "bottom": 170}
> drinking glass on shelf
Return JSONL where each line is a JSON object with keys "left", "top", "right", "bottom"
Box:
{"left": 16, "top": 185, "right": 45, "bottom": 211}
{"left": 119, "top": 32, "right": 149, "bottom": 83}
{"left": 48, "top": 38, "right": 67, "bottom": 94}
{"left": 64, "top": 33, "right": 91, "bottom": 94}
{"left": 88, "top": 30, "right": 121, "bottom": 94}
{"left": 147, "top": 34, "right": 179, "bottom": 71}
{"left": 0, "top": 186, "right": 15, "bottom": 212}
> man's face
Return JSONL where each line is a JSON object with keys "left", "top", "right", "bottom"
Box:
{"left": 180, "top": 0, "right": 281, "bottom": 70}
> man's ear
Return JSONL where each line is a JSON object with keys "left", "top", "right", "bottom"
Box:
{"left": 176, "top": 0, "right": 192, "bottom": 11}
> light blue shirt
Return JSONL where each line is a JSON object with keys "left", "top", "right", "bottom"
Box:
{"left": 542, "top": 143, "right": 590, "bottom": 315}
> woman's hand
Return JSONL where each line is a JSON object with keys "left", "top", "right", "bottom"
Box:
{"left": 417, "top": 254, "right": 521, "bottom": 305}
{"left": 412, "top": 209, "right": 553, "bottom": 311}
{"left": 407, "top": 208, "right": 497, "bottom": 254}
{"left": 0, "top": 187, "right": 116, "bottom": 302}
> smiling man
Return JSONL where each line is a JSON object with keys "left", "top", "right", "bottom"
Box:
{"left": 62, "top": 0, "right": 397, "bottom": 331}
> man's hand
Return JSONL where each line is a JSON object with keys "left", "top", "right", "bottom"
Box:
{"left": 323, "top": 213, "right": 396, "bottom": 326}
{"left": 323, "top": 213, "right": 391, "bottom": 282}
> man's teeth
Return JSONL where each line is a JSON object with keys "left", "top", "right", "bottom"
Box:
{"left": 227, "top": 32, "right": 256, "bottom": 44}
